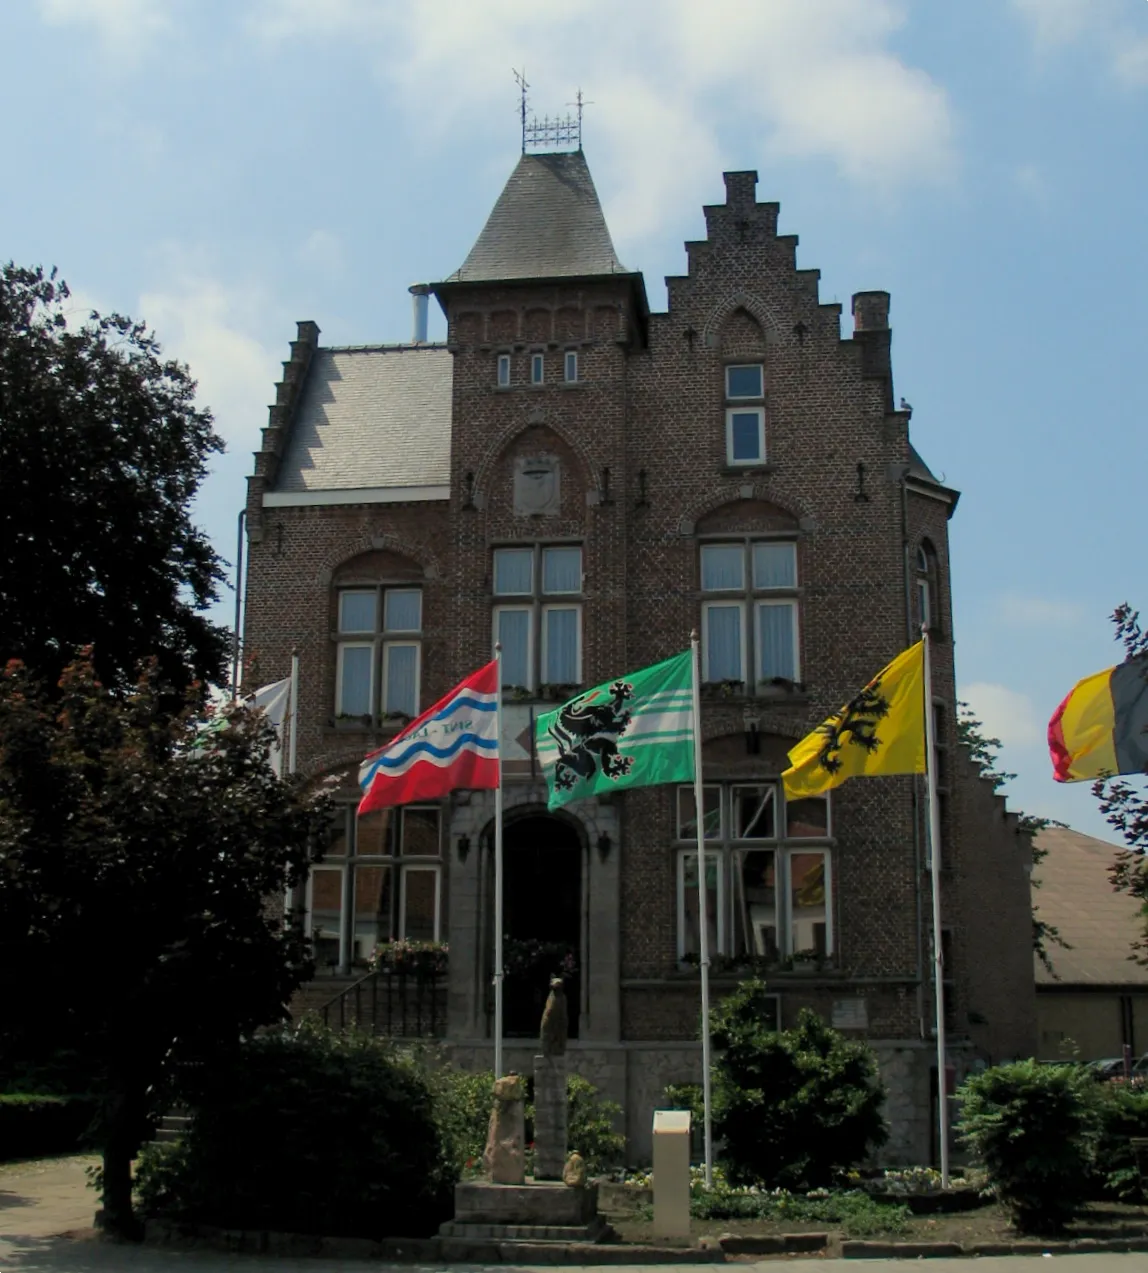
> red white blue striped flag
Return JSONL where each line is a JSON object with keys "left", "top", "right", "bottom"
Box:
{"left": 358, "top": 660, "right": 499, "bottom": 813}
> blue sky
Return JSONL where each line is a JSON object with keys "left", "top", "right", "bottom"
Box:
{"left": 1, "top": 0, "right": 1144, "bottom": 842}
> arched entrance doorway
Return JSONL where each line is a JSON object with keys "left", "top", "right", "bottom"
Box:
{"left": 493, "top": 812, "right": 583, "bottom": 1040}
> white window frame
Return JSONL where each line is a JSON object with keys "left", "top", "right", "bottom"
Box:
{"left": 564, "top": 350, "right": 578, "bottom": 382}
{"left": 381, "top": 639, "right": 421, "bottom": 717}
{"left": 531, "top": 352, "right": 544, "bottom": 385}
{"left": 755, "top": 598, "right": 801, "bottom": 683}
{"left": 700, "top": 543, "right": 746, "bottom": 592}
{"left": 701, "top": 599, "right": 746, "bottom": 683}
{"left": 493, "top": 603, "right": 535, "bottom": 690}
{"left": 785, "top": 848, "right": 834, "bottom": 957}
{"left": 782, "top": 791, "right": 833, "bottom": 839}
{"left": 917, "top": 575, "right": 932, "bottom": 631}
{"left": 399, "top": 863, "right": 442, "bottom": 942}
{"left": 336, "top": 640, "right": 375, "bottom": 717}
{"left": 338, "top": 589, "right": 377, "bottom": 633}
{"left": 540, "top": 603, "right": 583, "bottom": 685}
{"left": 725, "top": 363, "right": 764, "bottom": 400}
{"left": 726, "top": 406, "right": 766, "bottom": 466}
{"left": 497, "top": 353, "right": 511, "bottom": 387}
{"left": 676, "top": 848, "right": 726, "bottom": 961}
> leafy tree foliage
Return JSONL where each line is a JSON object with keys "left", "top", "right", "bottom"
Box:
{"left": 957, "top": 1059, "right": 1099, "bottom": 1233}
{"left": 0, "top": 264, "right": 229, "bottom": 693}
{"left": 0, "top": 653, "right": 330, "bottom": 1237}
{"left": 709, "top": 985, "right": 887, "bottom": 1188}
{"left": 1097, "top": 605, "right": 1148, "bottom": 960}
{"left": 956, "top": 702, "right": 1068, "bottom": 974}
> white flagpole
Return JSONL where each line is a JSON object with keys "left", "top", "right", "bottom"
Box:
{"left": 288, "top": 648, "right": 300, "bottom": 776}
{"left": 921, "top": 625, "right": 950, "bottom": 1187}
{"left": 690, "top": 630, "right": 714, "bottom": 1189}
{"left": 494, "top": 643, "right": 505, "bottom": 1080}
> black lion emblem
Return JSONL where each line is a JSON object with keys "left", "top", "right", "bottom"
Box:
{"left": 549, "top": 680, "right": 636, "bottom": 792}
{"left": 816, "top": 683, "right": 890, "bottom": 774}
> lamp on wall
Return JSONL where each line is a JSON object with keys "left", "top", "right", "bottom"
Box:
{"left": 597, "top": 832, "right": 612, "bottom": 864}
{"left": 456, "top": 834, "right": 471, "bottom": 865}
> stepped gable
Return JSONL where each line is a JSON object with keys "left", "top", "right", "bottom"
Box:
{"left": 445, "top": 151, "right": 628, "bottom": 283}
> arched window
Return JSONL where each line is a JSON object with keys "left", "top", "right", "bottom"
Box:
{"left": 916, "top": 541, "right": 940, "bottom": 634}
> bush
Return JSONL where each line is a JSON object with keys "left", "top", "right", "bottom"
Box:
{"left": 565, "top": 1074, "right": 625, "bottom": 1173}
{"left": 425, "top": 1063, "right": 494, "bottom": 1176}
{"left": 957, "top": 1059, "right": 1100, "bottom": 1233}
{"left": 134, "top": 1023, "right": 454, "bottom": 1239}
{"left": 1093, "top": 1080, "right": 1148, "bottom": 1201}
{"left": 0, "top": 1093, "right": 99, "bottom": 1161}
{"left": 709, "top": 986, "right": 887, "bottom": 1189}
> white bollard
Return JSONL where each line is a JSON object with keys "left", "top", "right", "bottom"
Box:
{"left": 651, "top": 1109, "right": 692, "bottom": 1238}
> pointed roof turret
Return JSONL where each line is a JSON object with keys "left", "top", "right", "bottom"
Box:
{"left": 444, "top": 151, "right": 627, "bottom": 283}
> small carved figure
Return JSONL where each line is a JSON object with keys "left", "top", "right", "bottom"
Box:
{"left": 483, "top": 1072, "right": 526, "bottom": 1184}
{"left": 539, "top": 977, "right": 568, "bottom": 1056}
{"left": 563, "top": 1151, "right": 586, "bottom": 1188}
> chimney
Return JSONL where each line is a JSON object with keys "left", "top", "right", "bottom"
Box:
{"left": 851, "top": 291, "right": 893, "bottom": 407}
{"left": 409, "top": 285, "right": 429, "bottom": 344}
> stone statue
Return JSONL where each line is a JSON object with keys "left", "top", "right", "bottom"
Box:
{"left": 539, "top": 976, "right": 568, "bottom": 1056}
{"left": 563, "top": 1151, "right": 586, "bottom": 1188}
{"left": 483, "top": 1072, "right": 526, "bottom": 1185}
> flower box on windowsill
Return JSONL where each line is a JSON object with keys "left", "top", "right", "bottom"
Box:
{"left": 700, "top": 679, "right": 745, "bottom": 700}
{"left": 789, "top": 950, "right": 829, "bottom": 974}
{"left": 538, "top": 683, "right": 582, "bottom": 704}
{"left": 757, "top": 677, "right": 806, "bottom": 698}
{"left": 331, "top": 714, "right": 372, "bottom": 731}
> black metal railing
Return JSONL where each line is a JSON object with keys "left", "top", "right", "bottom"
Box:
{"left": 318, "top": 967, "right": 447, "bottom": 1038}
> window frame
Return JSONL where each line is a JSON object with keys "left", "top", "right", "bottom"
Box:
{"left": 497, "top": 353, "right": 511, "bottom": 388}
{"left": 725, "top": 362, "right": 765, "bottom": 401}
{"left": 335, "top": 640, "right": 375, "bottom": 718}
{"left": 540, "top": 602, "right": 583, "bottom": 686}
{"left": 381, "top": 639, "right": 421, "bottom": 717}
{"left": 491, "top": 543, "right": 584, "bottom": 693}
{"left": 399, "top": 863, "right": 443, "bottom": 942}
{"left": 699, "top": 539, "right": 800, "bottom": 691}
{"left": 564, "top": 350, "right": 578, "bottom": 383}
{"left": 677, "top": 847, "right": 726, "bottom": 962}
{"left": 530, "top": 352, "right": 545, "bottom": 385}
{"left": 334, "top": 584, "right": 424, "bottom": 722}
{"left": 726, "top": 406, "right": 766, "bottom": 466}
{"left": 701, "top": 599, "right": 747, "bottom": 684}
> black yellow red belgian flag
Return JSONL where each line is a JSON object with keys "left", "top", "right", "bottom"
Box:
{"left": 1048, "top": 654, "right": 1148, "bottom": 783}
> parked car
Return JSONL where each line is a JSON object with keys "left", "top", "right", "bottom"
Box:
{"left": 1087, "top": 1057, "right": 1128, "bottom": 1080}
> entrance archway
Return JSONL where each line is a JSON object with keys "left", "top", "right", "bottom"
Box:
{"left": 497, "top": 812, "right": 583, "bottom": 1040}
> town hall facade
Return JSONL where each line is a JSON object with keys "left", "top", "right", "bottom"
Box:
{"left": 242, "top": 147, "right": 1036, "bottom": 1163}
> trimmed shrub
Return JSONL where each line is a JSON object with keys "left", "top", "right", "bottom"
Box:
{"left": 0, "top": 1093, "right": 99, "bottom": 1161}
{"left": 710, "top": 985, "right": 888, "bottom": 1189}
{"left": 1093, "top": 1080, "right": 1148, "bottom": 1201}
{"left": 134, "top": 1024, "right": 454, "bottom": 1239}
{"left": 957, "top": 1059, "right": 1100, "bottom": 1233}
{"left": 565, "top": 1074, "right": 625, "bottom": 1173}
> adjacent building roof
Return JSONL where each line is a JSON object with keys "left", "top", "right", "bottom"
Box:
{"left": 1033, "top": 825, "right": 1148, "bottom": 986}
{"left": 271, "top": 345, "right": 452, "bottom": 497}
{"left": 444, "top": 151, "right": 628, "bottom": 283}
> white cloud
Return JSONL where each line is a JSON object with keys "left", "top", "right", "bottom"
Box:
{"left": 139, "top": 251, "right": 283, "bottom": 448}
{"left": 246, "top": 0, "right": 957, "bottom": 240}
{"left": 37, "top": 0, "right": 175, "bottom": 58}
{"left": 997, "top": 595, "right": 1086, "bottom": 628}
{"left": 1012, "top": 0, "right": 1148, "bottom": 87}
{"left": 961, "top": 682, "right": 1043, "bottom": 749}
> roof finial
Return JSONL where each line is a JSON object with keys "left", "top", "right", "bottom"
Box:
{"left": 513, "top": 67, "right": 530, "bottom": 154}
{"left": 567, "top": 88, "right": 593, "bottom": 152}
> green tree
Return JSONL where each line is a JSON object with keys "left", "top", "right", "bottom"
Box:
{"left": 956, "top": 702, "right": 1068, "bottom": 974}
{"left": 709, "top": 985, "right": 887, "bottom": 1188}
{"left": 0, "top": 653, "right": 331, "bottom": 1238}
{"left": 1095, "top": 604, "right": 1148, "bottom": 961}
{"left": 0, "top": 264, "right": 228, "bottom": 693}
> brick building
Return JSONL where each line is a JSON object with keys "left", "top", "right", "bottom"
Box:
{"left": 242, "top": 148, "right": 1036, "bottom": 1164}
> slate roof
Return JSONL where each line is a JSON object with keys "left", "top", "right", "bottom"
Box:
{"left": 908, "top": 442, "right": 939, "bottom": 484}
{"left": 1032, "top": 826, "right": 1148, "bottom": 986}
{"left": 444, "top": 151, "right": 627, "bottom": 283}
{"left": 273, "top": 345, "right": 451, "bottom": 492}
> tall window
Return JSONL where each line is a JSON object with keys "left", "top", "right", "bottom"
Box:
{"left": 700, "top": 540, "right": 799, "bottom": 689}
{"left": 497, "top": 354, "right": 511, "bottom": 387}
{"left": 725, "top": 363, "right": 765, "bottom": 465}
{"left": 531, "top": 353, "right": 545, "bottom": 385}
{"left": 676, "top": 783, "right": 832, "bottom": 963}
{"left": 492, "top": 545, "right": 582, "bottom": 691}
{"left": 307, "top": 804, "right": 443, "bottom": 973}
{"left": 564, "top": 350, "right": 578, "bottom": 383}
{"left": 335, "top": 587, "right": 421, "bottom": 719}
{"left": 916, "top": 542, "right": 940, "bottom": 634}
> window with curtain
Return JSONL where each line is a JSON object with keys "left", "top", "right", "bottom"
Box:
{"left": 335, "top": 586, "right": 422, "bottom": 721}
{"left": 492, "top": 544, "right": 583, "bottom": 690}
{"left": 699, "top": 540, "right": 800, "bottom": 690}
{"left": 303, "top": 804, "right": 443, "bottom": 973}
{"left": 676, "top": 783, "right": 832, "bottom": 964}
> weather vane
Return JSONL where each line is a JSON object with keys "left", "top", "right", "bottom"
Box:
{"left": 514, "top": 73, "right": 588, "bottom": 153}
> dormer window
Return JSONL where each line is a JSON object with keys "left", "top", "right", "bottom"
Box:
{"left": 531, "top": 353, "right": 545, "bottom": 385}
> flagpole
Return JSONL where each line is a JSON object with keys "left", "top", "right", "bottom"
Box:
{"left": 288, "top": 648, "right": 300, "bottom": 776}
{"left": 690, "top": 630, "right": 714, "bottom": 1189}
{"left": 494, "top": 642, "right": 505, "bottom": 1080}
{"left": 921, "top": 625, "right": 949, "bottom": 1187}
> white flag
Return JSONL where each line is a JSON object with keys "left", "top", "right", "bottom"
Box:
{"left": 248, "top": 676, "right": 292, "bottom": 776}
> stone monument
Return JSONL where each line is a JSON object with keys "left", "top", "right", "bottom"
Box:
{"left": 533, "top": 977, "right": 569, "bottom": 1180}
{"left": 483, "top": 1073, "right": 525, "bottom": 1185}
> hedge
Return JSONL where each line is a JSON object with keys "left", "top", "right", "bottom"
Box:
{"left": 0, "top": 1093, "right": 99, "bottom": 1161}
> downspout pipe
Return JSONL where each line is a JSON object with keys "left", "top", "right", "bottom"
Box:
{"left": 231, "top": 508, "right": 246, "bottom": 699}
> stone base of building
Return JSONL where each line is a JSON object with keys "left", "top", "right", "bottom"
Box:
{"left": 441, "top": 1179, "right": 606, "bottom": 1244}
{"left": 447, "top": 1037, "right": 952, "bottom": 1167}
